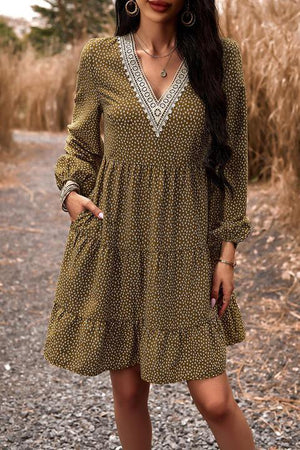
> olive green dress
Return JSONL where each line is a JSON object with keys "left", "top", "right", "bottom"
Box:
{"left": 43, "top": 32, "right": 252, "bottom": 384}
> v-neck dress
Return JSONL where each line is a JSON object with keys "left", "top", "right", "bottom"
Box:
{"left": 43, "top": 32, "right": 252, "bottom": 384}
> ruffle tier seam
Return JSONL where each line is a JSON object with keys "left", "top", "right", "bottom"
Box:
{"left": 69, "top": 226, "right": 210, "bottom": 254}
{"left": 101, "top": 153, "right": 204, "bottom": 171}
{"left": 52, "top": 300, "right": 223, "bottom": 331}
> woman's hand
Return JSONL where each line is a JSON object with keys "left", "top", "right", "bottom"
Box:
{"left": 65, "top": 191, "right": 104, "bottom": 222}
{"left": 210, "top": 261, "right": 235, "bottom": 318}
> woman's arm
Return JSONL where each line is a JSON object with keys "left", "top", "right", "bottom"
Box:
{"left": 208, "top": 38, "right": 252, "bottom": 265}
{"left": 54, "top": 38, "right": 104, "bottom": 212}
{"left": 210, "top": 38, "right": 252, "bottom": 247}
{"left": 208, "top": 38, "right": 253, "bottom": 315}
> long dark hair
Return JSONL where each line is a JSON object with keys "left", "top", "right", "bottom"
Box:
{"left": 114, "top": 0, "right": 234, "bottom": 198}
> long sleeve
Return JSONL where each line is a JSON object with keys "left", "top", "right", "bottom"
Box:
{"left": 54, "top": 38, "right": 104, "bottom": 204}
{"left": 207, "top": 38, "right": 253, "bottom": 256}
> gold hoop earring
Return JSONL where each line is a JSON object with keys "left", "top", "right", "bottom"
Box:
{"left": 181, "top": 0, "right": 196, "bottom": 27}
{"left": 125, "top": 0, "right": 140, "bottom": 17}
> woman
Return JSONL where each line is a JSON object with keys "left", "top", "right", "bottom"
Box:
{"left": 43, "top": 0, "right": 255, "bottom": 448}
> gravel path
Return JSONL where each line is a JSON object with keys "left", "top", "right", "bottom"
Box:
{"left": 1, "top": 130, "right": 299, "bottom": 449}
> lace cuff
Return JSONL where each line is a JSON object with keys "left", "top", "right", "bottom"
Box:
{"left": 60, "top": 180, "right": 80, "bottom": 212}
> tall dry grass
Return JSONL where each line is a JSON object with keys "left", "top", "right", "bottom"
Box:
{"left": 220, "top": 0, "right": 300, "bottom": 231}
{"left": 0, "top": 1, "right": 299, "bottom": 231}
{"left": 0, "top": 52, "right": 17, "bottom": 150}
{"left": 0, "top": 36, "right": 107, "bottom": 155}
{"left": 13, "top": 44, "right": 83, "bottom": 132}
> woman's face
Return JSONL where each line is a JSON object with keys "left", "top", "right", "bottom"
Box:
{"left": 136, "top": 0, "right": 185, "bottom": 23}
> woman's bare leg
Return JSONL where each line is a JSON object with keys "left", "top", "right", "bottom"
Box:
{"left": 187, "top": 371, "right": 256, "bottom": 450}
{"left": 110, "top": 363, "right": 152, "bottom": 450}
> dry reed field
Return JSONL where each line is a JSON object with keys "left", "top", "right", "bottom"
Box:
{"left": 220, "top": 0, "right": 300, "bottom": 232}
{"left": 1, "top": 44, "right": 79, "bottom": 133}
{"left": 1, "top": 0, "right": 299, "bottom": 233}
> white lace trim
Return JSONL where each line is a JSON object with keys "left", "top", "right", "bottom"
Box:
{"left": 117, "top": 33, "right": 189, "bottom": 138}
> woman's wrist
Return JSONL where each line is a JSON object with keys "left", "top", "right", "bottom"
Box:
{"left": 217, "top": 258, "right": 236, "bottom": 268}
{"left": 60, "top": 180, "right": 80, "bottom": 212}
{"left": 220, "top": 241, "right": 235, "bottom": 257}
{"left": 219, "top": 241, "right": 236, "bottom": 267}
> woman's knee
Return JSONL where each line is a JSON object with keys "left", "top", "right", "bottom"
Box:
{"left": 110, "top": 365, "right": 150, "bottom": 409}
{"left": 114, "top": 386, "right": 147, "bottom": 409}
{"left": 187, "top": 371, "right": 236, "bottom": 421}
{"left": 195, "top": 395, "right": 236, "bottom": 421}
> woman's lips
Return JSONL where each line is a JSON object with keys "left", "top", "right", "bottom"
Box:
{"left": 148, "top": 1, "right": 171, "bottom": 12}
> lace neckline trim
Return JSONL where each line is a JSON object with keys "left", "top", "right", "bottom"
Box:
{"left": 116, "top": 32, "right": 189, "bottom": 138}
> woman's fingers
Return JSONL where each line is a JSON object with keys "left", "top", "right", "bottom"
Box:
{"left": 218, "top": 284, "right": 233, "bottom": 317}
{"left": 66, "top": 194, "right": 104, "bottom": 222}
{"left": 84, "top": 199, "right": 104, "bottom": 220}
{"left": 211, "top": 277, "right": 221, "bottom": 308}
{"left": 211, "top": 274, "right": 234, "bottom": 316}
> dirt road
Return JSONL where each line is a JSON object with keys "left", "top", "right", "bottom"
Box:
{"left": 1, "top": 130, "right": 299, "bottom": 449}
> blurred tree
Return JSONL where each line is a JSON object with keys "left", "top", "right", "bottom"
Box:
{"left": 28, "top": 0, "right": 114, "bottom": 54}
{"left": 0, "top": 17, "right": 23, "bottom": 53}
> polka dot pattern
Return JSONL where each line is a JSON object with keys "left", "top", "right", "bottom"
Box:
{"left": 43, "top": 34, "right": 252, "bottom": 384}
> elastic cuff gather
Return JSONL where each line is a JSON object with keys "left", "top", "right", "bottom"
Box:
{"left": 208, "top": 216, "right": 253, "bottom": 245}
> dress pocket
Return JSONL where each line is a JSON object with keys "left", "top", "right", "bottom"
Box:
{"left": 70, "top": 209, "right": 89, "bottom": 228}
{"left": 70, "top": 208, "right": 104, "bottom": 243}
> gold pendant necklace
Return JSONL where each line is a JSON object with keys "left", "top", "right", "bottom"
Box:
{"left": 134, "top": 32, "right": 178, "bottom": 77}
